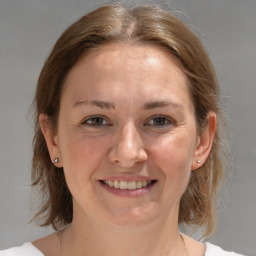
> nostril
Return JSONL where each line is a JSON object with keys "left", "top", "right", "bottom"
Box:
{"left": 108, "top": 147, "right": 148, "bottom": 168}
{"left": 108, "top": 127, "right": 148, "bottom": 167}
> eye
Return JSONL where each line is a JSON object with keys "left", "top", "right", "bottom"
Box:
{"left": 82, "top": 116, "right": 110, "bottom": 127}
{"left": 145, "top": 116, "right": 173, "bottom": 127}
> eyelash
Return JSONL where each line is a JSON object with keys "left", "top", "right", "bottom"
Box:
{"left": 144, "top": 115, "right": 173, "bottom": 127}
{"left": 82, "top": 115, "right": 174, "bottom": 128}
{"left": 82, "top": 116, "right": 111, "bottom": 127}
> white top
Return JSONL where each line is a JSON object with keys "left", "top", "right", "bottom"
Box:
{"left": 204, "top": 243, "right": 245, "bottom": 256}
{"left": 0, "top": 242, "right": 246, "bottom": 256}
{"left": 0, "top": 243, "right": 43, "bottom": 256}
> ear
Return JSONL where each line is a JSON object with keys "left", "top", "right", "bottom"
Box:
{"left": 191, "top": 112, "right": 216, "bottom": 170}
{"left": 39, "top": 113, "right": 62, "bottom": 167}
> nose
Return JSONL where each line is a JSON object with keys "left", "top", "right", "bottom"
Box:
{"left": 108, "top": 122, "right": 148, "bottom": 168}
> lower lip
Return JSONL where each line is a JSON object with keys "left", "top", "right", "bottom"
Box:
{"left": 99, "top": 181, "right": 157, "bottom": 197}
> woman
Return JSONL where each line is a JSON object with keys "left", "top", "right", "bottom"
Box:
{"left": 0, "top": 4, "right": 245, "bottom": 256}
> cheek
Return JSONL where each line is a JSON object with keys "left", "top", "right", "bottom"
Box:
{"left": 59, "top": 132, "right": 109, "bottom": 183}
{"left": 59, "top": 133, "right": 112, "bottom": 207}
{"left": 150, "top": 133, "right": 195, "bottom": 186}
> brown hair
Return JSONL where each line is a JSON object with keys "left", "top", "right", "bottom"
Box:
{"left": 32, "top": 3, "right": 228, "bottom": 238}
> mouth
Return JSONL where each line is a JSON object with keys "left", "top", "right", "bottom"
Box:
{"left": 99, "top": 179, "right": 157, "bottom": 197}
{"left": 101, "top": 180, "right": 157, "bottom": 190}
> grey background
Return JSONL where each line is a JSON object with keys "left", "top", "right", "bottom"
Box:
{"left": 0, "top": 0, "right": 255, "bottom": 255}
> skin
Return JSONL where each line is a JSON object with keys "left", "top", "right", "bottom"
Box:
{"left": 37, "top": 43, "right": 216, "bottom": 256}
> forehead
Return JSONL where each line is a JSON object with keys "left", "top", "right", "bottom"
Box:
{"left": 82, "top": 43, "right": 179, "bottom": 71}
{"left": 64, "top": 43, "right": 188, "bottom": 85}
{"left": 62, "top": 43, "right": 192, "bottom": 110}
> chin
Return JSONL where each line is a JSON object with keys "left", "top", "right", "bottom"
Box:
{"left": 103, "top": 205, "right": 159, "bottom": 229}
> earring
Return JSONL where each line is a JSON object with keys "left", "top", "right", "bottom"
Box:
{"left": 196, "top": 160, "right": 201, "bottom": 166}
{"left": 54, "top": 158, "right": 59, "bottom": 163}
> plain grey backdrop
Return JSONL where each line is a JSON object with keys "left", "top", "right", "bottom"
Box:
{"left": 0, "top": 0, "right": 255, "bottom": 255}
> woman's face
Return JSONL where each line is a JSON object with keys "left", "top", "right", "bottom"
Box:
{"left": 43, "top": 43, "right": 210, "bottom": 228}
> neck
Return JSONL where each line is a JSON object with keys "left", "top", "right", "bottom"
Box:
{"left": 59, "top": 210, "right": 187, "bottom": 256}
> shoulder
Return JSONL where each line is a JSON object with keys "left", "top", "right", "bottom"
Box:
{"left": 205, "top": 242, "right": 246, "bottom": 256}
{"left": 0, "top": 242, "right": 44, "bottom": 256}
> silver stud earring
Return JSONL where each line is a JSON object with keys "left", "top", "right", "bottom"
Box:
{"left": 54, "top": 158, "right": 59, "bottom": 163}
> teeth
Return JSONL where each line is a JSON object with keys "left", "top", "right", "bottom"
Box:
{"left": 136, "top": 181, "right": 142, "bottom": 189}
{"left": 120, "top": 181, "right": 128, "bottom": 189}
{"left": 102, "top": 180, "right": 154, "bottom": 190}
{"left": 128, "top": 181, "right": 136, "bottom": 190}
{"left": 109, "top": 180, "right": 114, "bottom": 187}
{"left": 114, "top": 180, "right": 119, "bottom": 188}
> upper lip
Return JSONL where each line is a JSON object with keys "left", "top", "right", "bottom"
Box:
{"left": 100, "top": 176, "right": 156, "bottom": 182}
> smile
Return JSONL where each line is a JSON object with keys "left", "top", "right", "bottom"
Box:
{"left": 101, "top": 180, "right": 154, "bottom": 190}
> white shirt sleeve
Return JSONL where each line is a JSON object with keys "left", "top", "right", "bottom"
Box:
{"left": 205, "top": 242, "right": 246, "bottom": 256}
{"left": 0, "top": 242, "right": 44, "bottom": 256}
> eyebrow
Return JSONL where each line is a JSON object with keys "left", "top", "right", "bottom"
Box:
{"left": 73, "top": 99, "right": 184, "bottom": 111}
{"left": 143, "top": 100, "right": 184, "bottom": 111}
{"left": 73, "top": 100, "right": 115, "bottom": 110}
